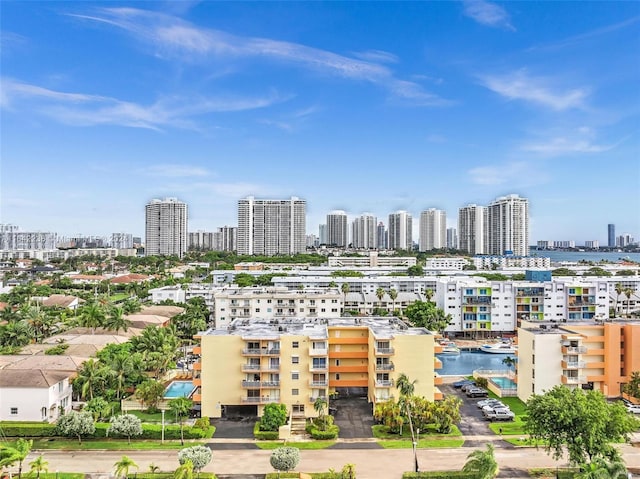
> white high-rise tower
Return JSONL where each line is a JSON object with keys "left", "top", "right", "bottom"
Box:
{"left": 486, "top": 194, "right": 529, "bottom": 256}
{"left": 237, "top": 197, "right": 306, "bottom": 256}
{"left": 326, "top": 211, "right": 348, "bottom": 247}
{"left": 388, "top": 211, "right": 413, "bottom": 251}
{"left": 458, "top": 204, "right": 487, "bottom": 255}
{"left": 145, "top": 198, "right": 188, "bottom": 257}
{"left": 351, "top": 213, "right": 377, "bottom": 249}
{"left": 419, "top": 208, "right": 447, "bottom": 251}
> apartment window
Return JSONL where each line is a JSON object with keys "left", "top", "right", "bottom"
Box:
{"left": 255, "top": 308, "right": 260, "bottom": 313}
{"left": 331, "top": 299, "right": 337, "bottom": 303}
{"left": 292, "top": 389, "right": 299, "bottom": 396}
{"left": 292, "top": 356, "right": 299, "bottom": 364}
{"left": 267, "top": 299, "right": 272, "bottom": 303}
{"left": 331, "top": 308, "right": 338, "bottom": 313}
{"left": 321, "top": 308, "right": 326, "bottom": 312}
{"left": 335, "top": 374, "right": 340, "bottom": 380}
{"left": 292, "top": 372, "right": 299, "bottom": 380}
{"left": 10, "top": 408, "right": 18, "bottom": 415}
{"left": 321, "top": 299, "right": 326, "bottom": 303}
{"left": 292, "top": 341, "right": 299, "bottom": 348}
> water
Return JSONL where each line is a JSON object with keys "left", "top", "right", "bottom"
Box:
{"left": 490, "top": 376, "right": 517, "bottom": 389}
{"left": 164, "top": 380, "right": 195, "bottom": 398}
{"left": 437, "top": 350, "right": 514, "bottom": 376}
{"left": 528, "top": 249, "right": 640, "bottom": 264}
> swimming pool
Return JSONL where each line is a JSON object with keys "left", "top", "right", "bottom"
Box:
{"left": 490, "top": 376, "right": 517, "bottom": 389}
{"left": 164, "top": 380, "right": 195, "bottom": 398}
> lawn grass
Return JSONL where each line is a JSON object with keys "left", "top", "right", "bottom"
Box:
{"left": 379, "top": 438, "right": 465, "bottom": 448}
{"left": 129, "top": 410, "right": 177, "bottom": 424}
{"left": 372, "top": 424, "right": 462, "bottom": 439}
{"left": 484, "top": 393, "right": 528, "bottom": 435}
{"left": 110, "top": 293, "right": 129, "bottom": 302}
{"left": 31, "top": 438, "right": 204, "bottom": 450}
{"left": 22, "top": 474, "right": 83, "bottom": 479}
{"left": 255, "top": 440, "right": 336, "bottom": 450}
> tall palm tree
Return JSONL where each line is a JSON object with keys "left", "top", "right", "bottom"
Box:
{"left": 78, "top": 301, "right": 106, "bottom": 334}
{"left": 502, "top": 356, "right": 516, "bottom": 371}
{"left": 388, "top": 289, "right": 398, "bottom": 315}
{"left": 313, "top": 396, "right": 328, "bottom": 430}
{"left": 614, "top": 283, "right": 624, "bottom": 316}
{"left": 105, "top": 306, "right": 131, "bottom": 334}
{"left": 462, "top": 443, "right": 499, "bottom": 479}
{"left": 340, "top": 283, "right": 350, "bottom": 313}
{"left": 113, "top": 455, "right": 138, "bottom": 479}
{"left": 169, "top": 397, "right": 193, "bottom": 445}
{"left": 29, "top": 455, "right": 49, "bottom": 479}
{"left": 623, "top": 287, "right": 634, "bottom": 318}
{"left": 23, "top": 306, "right": 48, "bottom": 343}
{"left": 74, "top": 359, "right": 106, "bottom": 400}
{"left": 134, "top": 379, "right": 165, "bottom": 411}
{"left": 376, "top": 288, "right": 386, "bottom": 310}
{"left": 396, "top": 373, "right": 418, "bottom": 472}
{"left": 109, "top": 354, "right": 134, "bottom": 400}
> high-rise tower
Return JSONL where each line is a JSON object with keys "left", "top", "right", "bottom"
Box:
{"left": 486, "top": 194, "right": 529, "bottom": 256}
{"left": 608, "top": 224, "right": 616, "bottom": 248}
{"left": 351, "top": 213, "right": 377, "bottom": 249}
{"left": 388, "top": 211, "right": 413, "bottom": 251}
{"left": 326, "top": 211, "right": 348, "bottom": 247}
{"left": 419, "top": 208, "right": 447, "bottom": 251}
{"left": 458, "top": 204, "right": 487, "bottom": 255}
{"left": 237, "top": 197, "right": 306, "bottom": 256}
{"left": 145, "top": 197, "right": 188, "bottom": 257}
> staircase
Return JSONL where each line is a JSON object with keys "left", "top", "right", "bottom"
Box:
{"left": 289, "top": 416, "right": 308, "bottom": 438}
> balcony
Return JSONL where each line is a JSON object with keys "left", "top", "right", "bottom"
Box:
{"left": 561, "top": 346, "right": 587, "bottom": 354}
{"left": 241, "top": 396, "right": 279, "bottom": 404}
{"left": 310, "top": 380, "right": 328, "bottom": 387}
{"left": 434, "top": 357, "right": 442, "bottom": 369}
{"left": 561, "top": 375, "right": 586, "bottom": 385}
{"left": 261, "top": 348, "right": 281, "bottom": 356}
{"left": 375, "top": 363, "right": 395, "bottom": 371}
{"left": 309, "top": 363, "right": 328, "bottom": 372}
{"left": 192, "top": 378, "right": 202, "bottom": 387}
{"left": 375, "top": 347, "right": 395, "bottom": 356}
{"left": 263, "top": 364, "right": 280, "bottom": 372}
{"left": 192, "top": 362, "right": 201, "bottom": 371}
{"left": 241, "top": 380, "right": 261, "bottom": 388}
{"left": 242, "top": 348, "right": 262, "bottom": 356}
{"left": 309, "top": 395, "right": 327, "bottom": 403}
{"left": 241, "top": 364, "right": 261, "bottom": 372}
{"left": 375, "top": 380, "right": 394, "bottom": 387}
{"left": 261, "top": 381, "right": 280, "bottom": 388}
{"left": 434, "top": 373, "right": 443, "bottom": 386}
{"left": 192, "top": 346, "right": 201, "bottom": 355}
{"left": 463, "top": 296, "right": 492, "bottom": 305}
{"left": 561, "top": 360, "right": 586, "bottom": 369}
{"left": 309, "top": 348, "right": 328, "bottom": 356}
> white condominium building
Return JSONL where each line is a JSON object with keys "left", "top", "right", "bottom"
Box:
{"left": 486, "top": 194, "right": 529, "bottom": 257}
{"left": 419, "top": 208, "right": 447, "bottom": 252}
{"left": 458, "top": 204, "right": 487, "bottom": 255}
{"left": 0, "top": 224, "right": 57, "bottom": 251}
{"left": 351, "top": 214, "right": 377, "bottom": 249}
{"left": 326, "top": 211, "right": 348, "bottom": 247}
{"left": 237, "top": 197, "right": 306, "bottom": 256}
{"left": 388, "top": 211, "right": 412, "bottom": 251}
{"left": 144, "top": 198, "right": 188, "bottom": 258}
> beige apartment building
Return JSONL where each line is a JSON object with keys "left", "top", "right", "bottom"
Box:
{"left": 193, "top": 317, "right": 441, "bottom": 419}
{"left": 517, "top": 320, "right": 640, "bottom": 402}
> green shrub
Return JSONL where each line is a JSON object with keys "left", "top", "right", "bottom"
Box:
{"left": 0, "top": 422, "right": 57, "bottom": 437}
{"left": 45, "top": 344, "right": 69, "bottom": 355}
{"left": 402, "top": 472, "right": 481, "bottom": 479}
{"left": 254, "top": 421, "right": 279, "bottom": 440}
{"left": 309, "top": 424, "right": 339, "bottom": 440}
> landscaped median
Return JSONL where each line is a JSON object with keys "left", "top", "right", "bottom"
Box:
{"left": 372, "top": 424, "right": 464, "bottom": 448}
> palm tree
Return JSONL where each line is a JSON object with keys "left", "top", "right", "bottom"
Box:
{"left": 105, "top": 306, "right": 131, "bottom": 333}
{"left": 376, "top": 287, "right": 386, "bottom": 310}
{"left": 134, "top": 380, "right": 165, "bottom": 411}
{"left": 623, "top": 287, "right": 634, "bottom": 318}
{"left": 74, "top": 359, "right": 106, "bottom": 400}
{"left": 174, "top": 460, "right": 194, "bottom": 479}
{"left": 396, "top": 373, "right": 418, "bottom": 471}
{"left": 0, "top": 438, "right": 32, "bottom": 478}
{"left": 425, "top": 289, "right": 434, "bottom": 304}
{"left": 78, "top": 301, "right": 106, "bottom": 334}
{"left": 576, "top": 458, "right": 627, "bottom": 479}
{"left": 462, "top": 443, "right": 499, "bottom": 479}
{"left": 340, "top": 283, "right": 350, "bottom": 313}
{"left": 109, "top": 353, "right": 134, "bottom": 400}
{"left": 614, "top": 283, "right": 624, "bottom": 317}
{"left": 502, "top": 356, "right": 516, "bottom": 372}
{"left": 0, "top": 320, "right": 33, "bottom": 348}
{"left": 169, "top": 397, "right": 193, "bottom": 445}
{"left": 113, "top": 455, "right": 138, "bottom": 479}
{"left": 313, "top": 396, "right": 328, "bottom": 431}
{"left": 23, "top": 306, "right": 48, "bottom": 343}
{"left": 388, "top": 289, "right": 398, "bottom": 315}
{"left": 28, "top": 455, "right": 49, "bottom": 479}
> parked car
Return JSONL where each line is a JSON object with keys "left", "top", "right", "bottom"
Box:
{"left": 466, "top": 388, "right": 489, "bottom": 398}
{"left": 477, "top": 399, "right": 505, "bottom": 409}
{"left": 454, "top": 379, "right": 475, "bottom": 389}
{"left": 627, "top": 404, "right": 640, "bottom": 414}
{"left": 482, "top": 404, "right": 509, "bottom": 414}
{"left": 484, "top": 408, "right": 515, "bottom": 421}
{"left": 461, "top": 382, "right": 478, "bottom": 393}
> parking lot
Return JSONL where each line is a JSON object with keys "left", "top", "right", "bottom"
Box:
{"left": 331, "top": 396, "right": 376, "bottom": 439}
{"left": 441, "top": 384, "right": 494, "bottom": 447}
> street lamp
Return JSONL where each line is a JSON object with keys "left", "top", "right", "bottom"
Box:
{"left": 161, "top": 409, "right": 165, "bottom": 443}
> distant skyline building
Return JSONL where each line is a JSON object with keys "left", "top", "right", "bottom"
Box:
{"left": 486, "top": 194, "right": 529, "bottom": 256}
{"left": 215, "top": 226, "right": 237, "bottom": 252}
{"left": 388, "top": 211, "right": 413, "bottom": 251}
{"left": 352, "top": 213, "right": 377, "bottom": 249}
{"left": 189, "top": 231, "right": 216, "bottom": 250}
{"left": 608, "top": 224, "right": 616, "bottom": 248}
{"left": 318, "top": 224, "right": 327, "bottom": 245}
{"left": 458, "top": 204, "right": 487, "bottom": 256}
{"left": 0, "top": 224, "right": 57, "bottom": 251}
{"left": 446, "top": 228, "right": 458, "bottom": 250}
{"left": 110, "top": 232, "right": 133, "bottom": 249}
{"left": 237, "top": 196, "right": 306, "bottom": 256}
{"left": 326, "top": 210, "right": 348, "bottom": 247}
{"left": 585, "top": 240, "right": 599, "bottom": 249}
{"left": 145, "top": 197, "right": 188, "bottom": 258}
{"left": 377, "top": 222, "right": 387, "bottom": 250}
{"left": 419, "top": 208, "right": 447, "bottom": 252}
{"left": 617, "top": 233, "right": 635, "bottom": 248}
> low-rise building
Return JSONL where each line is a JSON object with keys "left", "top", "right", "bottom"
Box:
{"left": 194, "top": 316, "right": 440, "bottom": 419}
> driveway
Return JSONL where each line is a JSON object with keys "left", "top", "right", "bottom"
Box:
{"left": 330, "top": 396, "right": 376, "bottom": 440}
{"left": 210, "top": 417, "right": 257, "bottom": 441}
{"left": 441, "top": 384, "right": 494, "bottom": 447}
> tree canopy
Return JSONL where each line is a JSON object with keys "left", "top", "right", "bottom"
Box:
{"left": 404, "top": 301, "right": 452, "bottom": 332}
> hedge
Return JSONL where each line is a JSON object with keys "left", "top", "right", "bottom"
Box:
{"left": 308, "top": 424, "right": 339, "bottom": 440}
{"left": 253, "top": 421, "right": 279, "bottom": 440}
{"left": 402, "top": 473, "right": 481, "bottom": 479}
{"left": 0, "top": 421, "right": 214, "bottom": 440}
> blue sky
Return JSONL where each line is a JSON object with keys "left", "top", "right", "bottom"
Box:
{"left": 1, "top": 1, "right": 639, "bottom": 244}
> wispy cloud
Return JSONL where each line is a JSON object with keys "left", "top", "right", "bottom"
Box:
{"left": 529, "top": 15, "right": 640, "bottom": 51}
{"left": 351, "top": 49, "right": 399, "bottom": 64}
{"left": 1, "top": 77, "right": 284, "bottom": 130}
{"left": 468, "top": 160, "right": 548, "bottom": 186}
{"left": 463, "top": 0, "right": 515, "bottom": 31}
{"left": 521, "top": 128, "right": 624, "bottom": 155}
{"left": 140, "top": 164, "right": 211, "bottom": 177}
{"left": 69, "top": 8, "right": 448, "bottom": 106}
{"left": 480, "top": 69, "right": 588, "bottom": 111}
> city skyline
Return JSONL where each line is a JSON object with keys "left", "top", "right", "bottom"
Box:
{"left": 2, "top": 2, "right": 639, "bottom": 243}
